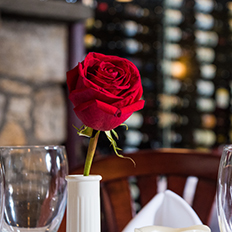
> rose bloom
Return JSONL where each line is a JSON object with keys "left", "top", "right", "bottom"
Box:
{"left": 67, "top": 52, "right": 145, "bottom": 131}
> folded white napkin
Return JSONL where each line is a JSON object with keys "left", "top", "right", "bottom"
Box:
{"left": 122, "top": 190, "right": 202, "bottom": 232}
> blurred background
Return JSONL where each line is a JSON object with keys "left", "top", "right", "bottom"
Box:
{"left": 0, "top": 0, "right": 231, "bottom": 171}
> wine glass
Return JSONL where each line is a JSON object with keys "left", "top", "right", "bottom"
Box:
{"left": 0, "top": 157, "right": 5, "bottom": 230}
{"left": 217, "top": 144, "right": 232, "bottom": 232}
{"left": 0, "top": 145, "right": 68, "bottom": 232}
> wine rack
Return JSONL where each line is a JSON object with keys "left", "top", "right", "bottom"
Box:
{"left": 84, "top": 0, "right": 232, "bottom": 152}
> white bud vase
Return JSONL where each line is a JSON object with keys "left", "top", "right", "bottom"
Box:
{"left": 65, "top": 175, "right": 102, "bottom": 232}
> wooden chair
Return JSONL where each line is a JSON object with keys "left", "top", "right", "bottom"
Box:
{"left": 58, "top": 148, "right": 221, "bottom": 232}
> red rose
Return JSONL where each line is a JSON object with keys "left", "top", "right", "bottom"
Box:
{"left": 67, "top": 52, "right": 145, "bottom": 131}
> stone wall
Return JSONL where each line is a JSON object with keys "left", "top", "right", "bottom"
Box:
{"left": 0, "top": 18, "right": 68, "bottom": 146}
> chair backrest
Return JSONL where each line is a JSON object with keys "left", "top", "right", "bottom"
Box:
{"left": 60, "top": 148, "right": 220, "bottom": 232}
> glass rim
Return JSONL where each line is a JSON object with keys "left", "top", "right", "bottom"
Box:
{"left": 222, "top": 144, "right": 232, "bottom": 151}
{"left": 0, "top": 145, "right": 65, "bottom": 150}
{"left": 65, "top": 174, "right": 102, "bottom": 182}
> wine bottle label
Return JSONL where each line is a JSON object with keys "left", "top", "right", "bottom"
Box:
{"left": 195, "top": 13, "right": 214, "bottom": 30}
{"left": 196, "top": 47, "right": 215, "bottom": 63}
{"left": 197, "top": 98, "right": 216, "bottom": 112}
{"left": 165, "top": 0, "right": 183, "bottom": 8}
{"left": 165, "top": 27, "right": 182, "bottom": 42}
{"left": 124, "top": 20, "right": 138, "bottom": 37}
{"left": 162, "top": 60, "right": 172, "bottom": 75}
{"left": 167, "top": 131, "right": 182, "bottom": 143}
{"left": 124, "top": 39, "right": 142, "bottom": 54}
{"left": 164, "top": 43, "right": 182, "bottom": 59}
{"left": 196, "top": 80, "right": 214, "bottom": 97}
{"left": 164, "top": 9, "right": 183, "bottom": 25}
{"left": 125, "top": 130, "right": 143, "bottom": 146}
{"left": 195, "top": 0, "right": 214, "bottom": 13}
{"left": 193, "top": 129, "right": 216, "bottom": 146}
{"left": 200, "top": 64, "right": 216, "bottom": 79}
{"left": 216, "top": 88, "right": 230, "bottom": 109}
{"left": 125, "top": 112, "right": 144, "bottom": 128}
{"left": 201, "top": 114, "right": 216, "bottom": 128}
{"left": 158, "top": 94, "right": 181, "bottom": 110}
{"left": 164, "top": 79, "right": 181, "bottom": 94}
{"left": 227, "top": 2, "right": 232, "bottom": 13}
{"left": 124, "top": 4, "right": 144, "bottom": 17}
{"left": 158, "top": 112, "right": 178, "bottom": 128}
{"left": 195, "top": 30, "right": 218, "bottom": 47}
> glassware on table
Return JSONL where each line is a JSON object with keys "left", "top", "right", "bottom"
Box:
{"left": 0, "top": 145, "right": 68, "bottom": 232}
{"left": 217, "top": 144, "right": 232, "bottom": 232}
{"left": 0, "top": 157, "right": 5, "bottom": 230}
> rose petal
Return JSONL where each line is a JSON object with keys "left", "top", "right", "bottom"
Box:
{"left": 74, "top": 99, "right": 119, "bottom": 116}
{"left": 73, "top": 102, "right": 132, "bottom": 131}
{"left": 69, "top": 87, "right": 123, "bottom": 107}
{"left": 118, "top": 100, "right": 145, "bottom": 116}
{"left": 72, "top": 98, "right": 145, "bottom": 131}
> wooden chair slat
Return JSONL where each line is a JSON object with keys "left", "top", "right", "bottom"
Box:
{"left": 137, "top": 175, "right": 158, "bottom": 207}
{"left": 192, "top": 179, "right": 217, "bottom": 224}
{"left": 104, "top": 179, "right": 133, "bottom": 232}
{"left": 167, "top": 176, "right": 187, "bottom": 197}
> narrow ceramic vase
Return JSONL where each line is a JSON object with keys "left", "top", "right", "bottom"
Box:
{"left": 65, "top": 175, "right": 102, "bottom": 232}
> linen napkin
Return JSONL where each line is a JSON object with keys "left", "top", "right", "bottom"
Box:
{"left": 122, "top": 190, "right": 202, "bottom": 232}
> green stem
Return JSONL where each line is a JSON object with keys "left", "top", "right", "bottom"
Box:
{"left": 83, "top": 130, "right": 100, "bottom": 176}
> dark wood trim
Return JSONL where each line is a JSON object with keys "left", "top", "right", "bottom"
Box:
{"left": 66, "top": 23, "right": 86, "bottom": 172}
{"left": 0, "top": 0, "right": 93, "bottom": 22}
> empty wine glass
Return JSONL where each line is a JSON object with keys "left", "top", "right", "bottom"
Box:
{"left": 0, "top": 157, "right": 5, "bottom": 230}
{"left": 217, "top": 145, "right": 232, "bottom": 232}
{"left": 0, "top": 145, "right": 68, "bottom": 232}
